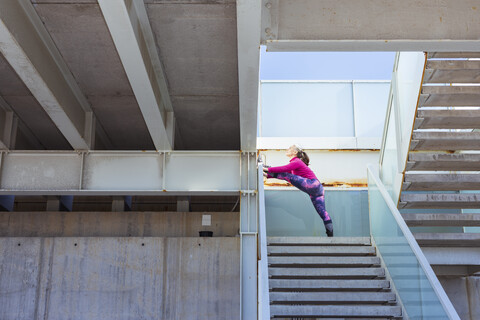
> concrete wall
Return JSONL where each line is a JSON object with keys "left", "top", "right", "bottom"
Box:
{"left": 0, "top": 211, "right": 239, "bottom": 237}
{"left": 439, "top": 276, "right": 480, "bottom": 320}
{"left": 0, "top": 237, "right": 240, "bottom": 320}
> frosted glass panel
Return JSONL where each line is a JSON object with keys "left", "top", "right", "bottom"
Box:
{"left": 260, "top": 82, "right": 354, "bottom": 137}
{"left": 265, "top": 190, "right": 369, "bottom": 237}
{"left": 353, "top": 82, "right": 390, "bottom": 137}
{"left": 369, "top": 170, "right": 450, "bottom": 319}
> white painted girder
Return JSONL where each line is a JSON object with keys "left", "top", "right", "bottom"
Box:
{"left": 237, "top": 0, "right": 262, "bottom": 152}
{"left": 0, "top": 151, "right": 246, "bottom": 195}
{"left": 0, "top": 0, "right": 96, "bottom": 150}
{"left": 99, "top": 0, "right": 175, "bottom": 151}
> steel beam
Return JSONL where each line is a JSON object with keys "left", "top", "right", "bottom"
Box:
{"left": 0, "top": 0, "right": 97, "bottom": 150}
{"left": 0, "top": 151, "right": 243, "bottom": 195}
{"left": 99, "top": 0, "right": 175, "bottom": 151}
{"left": 239, "top": 152, "right": 258, "bottom": 320}
{"left": 262, "top": 0, "right": 480, "bottom": 52}
{"left": 237, "top": 0, "right": 262, "bottom": 151}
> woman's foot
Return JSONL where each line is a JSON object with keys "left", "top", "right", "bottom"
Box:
{"left": 325, "top": 221, "right": 333, "bottom": 237}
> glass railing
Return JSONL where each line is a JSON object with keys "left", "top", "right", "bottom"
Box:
{"left": 257, "top": 164, "right": 270, "bottom": 320}
{"left": 265, "top": 189, "right": 370, "bottom": 237}
{"left": 368, "top": 164, "right": 460, "bottom": 320}
{"left": 379, "top": 52, "right": 426, "bottom": 203}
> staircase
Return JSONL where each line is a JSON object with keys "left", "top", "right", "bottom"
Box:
{"left": 399, "top": 51, "right": 480, "bottom": 248}
{"left": 267, "top": 237, "right": 402, "bottom": 319}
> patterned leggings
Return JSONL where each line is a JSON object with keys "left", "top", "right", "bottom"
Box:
{"left": 275, "top": 172, "right": 332, "bottom": 225}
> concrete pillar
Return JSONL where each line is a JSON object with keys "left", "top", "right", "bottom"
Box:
{"left": 112, "top": 196, "right": 132, "bottom": 212}
{"left": 177, "top": 196, "right": 190, "bottom": 212}
{"left": 46, "top": 196, "right": 73, "bottom": 211}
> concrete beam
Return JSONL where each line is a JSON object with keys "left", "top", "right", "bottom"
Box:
{"left": 237, "top": 0, "right": 261, "bottom": 151}
{"left": 262, "top": 0, "right": 480, "bottom": 52}
{"left": 0, "top": 96, "right": 16, "bottom": 149}
{"left": 112, "top": 196, "right": 132, "bottom": 212}
{"left": 0, "top": 1, "right": 96, "bottom": 149}
{"left": 98, "top": 0, "right": 175, "bottom": 151}
{"left": 0, "top": 151, "right": 244, "bottom": 195}
{"left": 423, "top": 247, "right": 480, "bottom": 267}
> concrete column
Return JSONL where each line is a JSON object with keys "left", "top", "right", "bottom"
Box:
{"left": 177, "top": 196, "right": 190, "bottom": 212}
{"left": 46, "top": 196, "right": 73, "bottom": 211}
{"left": 112, "top": 196, "right": 132, "bottom": 212}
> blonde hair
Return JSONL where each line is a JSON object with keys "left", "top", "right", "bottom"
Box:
{"left": 290, "top": 145, "right": 309, "bottom": 166}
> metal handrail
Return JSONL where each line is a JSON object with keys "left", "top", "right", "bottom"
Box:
{"left": 257, "top": 163, "right": 270, "bottom": 320}
{"left": 367, "top": 164, "right": 460, "bottom": 320}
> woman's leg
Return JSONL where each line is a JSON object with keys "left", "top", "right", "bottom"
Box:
{"left": 276, "top": 173, "right": 333, "bottom": 236}
{"left": 275, "top": 172, "right": 320, "bottom": 196}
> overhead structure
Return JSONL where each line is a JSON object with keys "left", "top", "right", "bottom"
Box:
{"left": 0, "top": 0, "right": 96, "bottom": 150}
{"left": 261, "top": 0, "right": 480, "bottom": 51}
{"left": 98, "top": 0, "right": 175, "bottom": 151}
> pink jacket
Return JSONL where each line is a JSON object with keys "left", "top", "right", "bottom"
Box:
{"left": 268, "top": 157, "right": 318, "bottom": 180}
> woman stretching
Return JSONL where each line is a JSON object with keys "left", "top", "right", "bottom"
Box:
{"left": 264, "top": 145, "right": 333, "bottom": 237}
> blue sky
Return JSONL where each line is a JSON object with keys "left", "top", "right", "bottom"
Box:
{"left": 260, "top": 47, "right": 396, "bottom": 81}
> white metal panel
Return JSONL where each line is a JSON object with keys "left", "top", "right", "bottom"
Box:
{"left": 353, "top": 82, "right": 391, "bottom": 138}
{"left": 83, "top": 153, "right": 163, "bottom": 191}
{"left": 1, "top": 153, "right": 82, "bottom": 190}
{"left": 0, "top": 151, "right": 244, "bottom": 195}
{"left": 257, "top": 137, "right": 381, "bottom": 150}
{"left": 164, "top": 152, "right": 240, "bottom": 191}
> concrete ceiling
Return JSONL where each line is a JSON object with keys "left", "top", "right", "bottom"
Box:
{"left": 0, "top": 0, "right": 240, "bottom": 150}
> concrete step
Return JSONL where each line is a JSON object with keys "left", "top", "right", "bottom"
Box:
{"left": 428, "top": 52, "right": 480, "bottom": 59}
{"left": 414, "top": 232, "right": 480, "bottom": 247}
{"left": 269, "top": 279, "right": 390, "bottom": 291}
{"left": 419, "top": 90, "right": 480, "bottom": 107}
{"left": 403, "top": 173, "right": 480, "bottom": 191}
{"left": 270, "top": 305, "right": 402, "bottom": 318}
{"left": 415, "top": 109, "right": 480, "bottom": 129}
{"left": 268, "top": 256, "right": 380, "bottom": 268}
{"left": 267, "top": 236, "right": 370, "bottom": 246}
{"left": 424, "top": 60, "right": 480, "bottom": 83}
{"left": 267, "top": 245, "right": 375, "bottom": 256}
{"left": 406, "top": 152, "right": 480, "bottom": 171}
{"left": 399, "top": 193, "right": 480, "bottom": 209}
{"left": 402, "top": 213, "right": 480, "bottom": 226}
{"left": 270, "top": 291, "right": 396, "bottom": 304}
{"left": 268, "top": 267, "right": 385, "bottom": 279}
{"left": 410, "top": 131, "right": 480, "bottom": 151}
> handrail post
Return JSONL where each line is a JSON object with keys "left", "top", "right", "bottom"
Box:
{"left": 257, "top": 163, "right": 270, "bottom": 320}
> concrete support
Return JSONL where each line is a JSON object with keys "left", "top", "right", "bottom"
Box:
{"left": 237, "top": 0, "right": 262, "bottom": 151}
{"left": 239, "top": 152, "right": 258, "bottom": 320}
{"left": 98, "top": 0, "right": 175, "bottom": 151}
{"left": 262, "top": 0, "right": 480, "bottom": 52}
{"left": 0, "top": 1, "right": 98, "bottom": 150}
{"left": 0, "top": 96, "right": 17, "bottom": 150}
{"left": 112, "top": 196, "right": 132, "bottom": 212}
{"left": 177, "top": 196, "right": 190, "bottom": 212}
{"left": 0, "top": 237, "right": 240, "bottom": 320}
{"left": 46, "top": 195, "right": 73, "bottom": 212}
